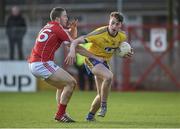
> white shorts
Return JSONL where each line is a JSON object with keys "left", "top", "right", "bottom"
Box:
{"left": 28, "top": 61, "right": 60, "bottom": 79}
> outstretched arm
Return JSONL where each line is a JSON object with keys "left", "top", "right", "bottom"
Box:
{"left": 65, "top": 36, "right": 86, "bottom": 64}
{"left": 65, "top": 44, "right": 103, "bottom": 65}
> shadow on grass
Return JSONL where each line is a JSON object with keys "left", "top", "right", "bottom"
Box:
{"left": 76, "top": 120, "right": 180, "bottom": 128}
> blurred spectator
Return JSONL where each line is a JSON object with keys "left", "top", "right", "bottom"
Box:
{"left": 75, "top": 43, "right": 94, "bottom": 91}
{"left": 6, "top": 6, "right": 27, "bottom": 60}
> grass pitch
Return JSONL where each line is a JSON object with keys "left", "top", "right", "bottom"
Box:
{"left": 0, "top": 90, "right": 180, "bottom": 128}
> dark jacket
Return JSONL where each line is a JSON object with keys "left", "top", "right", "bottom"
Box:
{"left": 6, "top": 14, "right": 26, "bottom": 39}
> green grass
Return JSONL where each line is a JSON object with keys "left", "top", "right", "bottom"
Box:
{"left": 0, "top": 91, "right": 180, "bottom": 128}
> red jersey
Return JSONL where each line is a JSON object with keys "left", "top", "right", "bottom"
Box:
{"left": 28, "top": 21, "right": 70, "bottom": 63}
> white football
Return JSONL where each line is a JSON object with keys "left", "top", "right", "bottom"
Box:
{"left": 115, "top": 42, "right": 131, "bottom": 57}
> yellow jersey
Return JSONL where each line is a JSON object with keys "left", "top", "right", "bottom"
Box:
{"left": 85, "top": 26, "right": 127, "bottom": 61}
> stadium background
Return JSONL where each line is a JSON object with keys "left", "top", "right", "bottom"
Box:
{"left": 0, "top": 0, "right": 180, "bottom": 91}
{"left": 0, "top": 0, "right": 180, "bottom": 128}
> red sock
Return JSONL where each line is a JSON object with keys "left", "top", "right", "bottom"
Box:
{"left": 56, "top": 103, "right": 67, "bottom": 119}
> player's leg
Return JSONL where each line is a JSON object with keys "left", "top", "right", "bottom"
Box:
{"left": 56, "top": 89, "right": 63, "bottom": 105}
{"left": 45, "top": 67, "right": 76, "bottom": 103}
{"left": 86, "top": 76, "right": 103, "bottom": 121}
{"left": 92, "top": 63, "right": 113, "bottom": 117}
{"left": 90, "top": 76, "right": 102, "bottom": 113}
{"left": 29, "top": 61, "right": 76, "bottom": 122}
{"left": 45, "top": 68, "right": 77, "bottom": 122}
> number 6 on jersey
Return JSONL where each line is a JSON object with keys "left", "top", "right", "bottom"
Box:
{"left": 37, "top": 29, "right": 52, "bottom": 42}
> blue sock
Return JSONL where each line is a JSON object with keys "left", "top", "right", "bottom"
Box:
{"left": 101, "top": 101, "right": 107, "bottom": 108}
{"left": 86, "top": 112, "right": 95, "bottom": 120}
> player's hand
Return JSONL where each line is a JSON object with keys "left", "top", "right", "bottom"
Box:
{"left": 123, "top": 48, "right": 134, "bottom": 58}
{"left": 68, "top": 19, "right": 78, "bottom": 30}
{"left": 65, "top": 48, "right": 76, "bottom": 65}
{"left": 68, "top": 19, "right": 78, "bottom": 39}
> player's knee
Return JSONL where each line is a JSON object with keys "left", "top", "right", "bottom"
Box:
{"left": 104, "top": 72, "right": 113, "bottom": 82}
{"left": 68, "top": 78, "right": 77, "bottom": 90}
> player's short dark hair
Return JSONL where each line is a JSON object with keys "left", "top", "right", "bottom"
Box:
{"left": 50, "top": 7, "right": 65, "bottom": 21}
{"left": 110, "top": 12, "right": 124, "bottom": 22}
